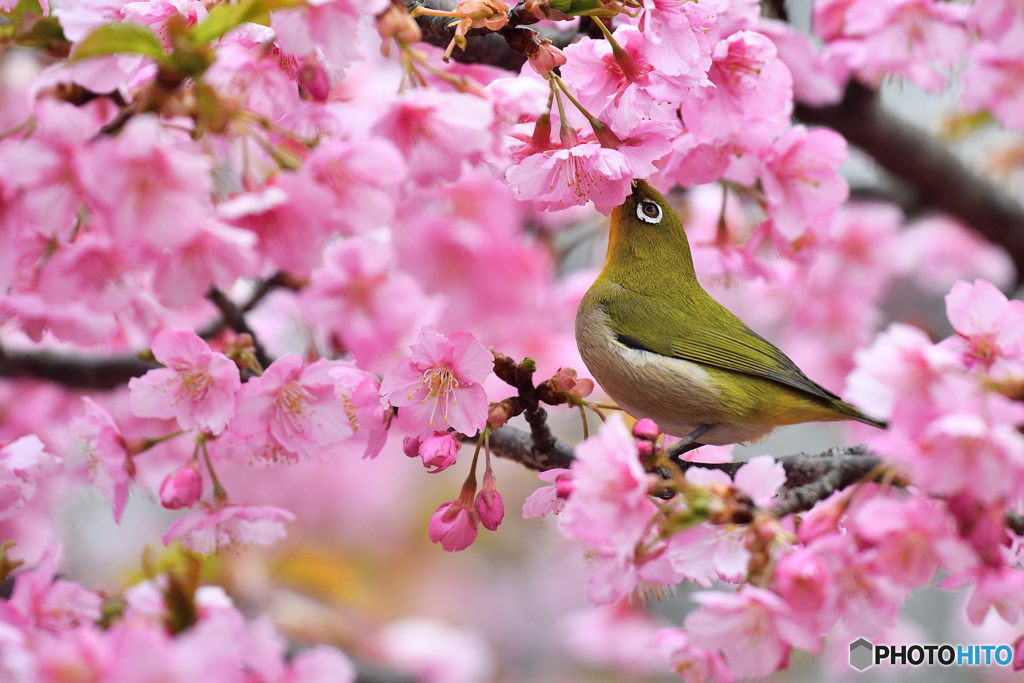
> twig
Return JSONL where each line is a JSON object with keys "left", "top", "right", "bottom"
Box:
{"left": 206, "top": 288, "right": 273, "bottom": 370}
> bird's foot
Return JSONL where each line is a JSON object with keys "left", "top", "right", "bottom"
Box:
{"left": 666, "top": 424, "right": 713, "bottom": 462}
{"left": 655, "top": 424, "right": 714, "bottom": 499}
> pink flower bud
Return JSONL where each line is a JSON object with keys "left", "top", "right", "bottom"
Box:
{"left": 417, "top": 433, "right": 461, "bottom": 474}
{"left": 402, "top": 436, "right": 421, "bottom": 458}
{"left": 475, "top": 470, "right": 504, "bottom": 531}
{"left": 632, "top": 418, "right": 660, "bottom": 441}
{"left": 159, "top": 466, "right": 202, "bottom": 510}
{"left": 528, "top": 41, "right": 567, "bottom": 76}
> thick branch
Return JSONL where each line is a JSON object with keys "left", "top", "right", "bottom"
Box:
{"left": 796, "top": 82, "right": 1024, "bottom": 279}
{"left": 407, "top": 0, "right": 577, "bottom": 70}
{"left": 0, "top": 345, "right": 156, "bottom": 390}
{"left": 488, "top": 424, "right": 575, "bottom": 470}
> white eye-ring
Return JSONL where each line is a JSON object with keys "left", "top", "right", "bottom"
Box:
{"left": 636, "top": 199, "right": 663, "bottom": 224}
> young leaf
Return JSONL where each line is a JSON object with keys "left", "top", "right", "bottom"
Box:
{"left": 71, "top": 22, "right": 167, "bottom": 63}
{"left": 190, "top": 0, "right": 298, "bottom": 45}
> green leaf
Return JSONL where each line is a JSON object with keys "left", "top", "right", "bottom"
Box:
{"left": 72, "top": 22, "right": 167, "bottom": 62}
{"left": 549, "top": 0, "right": 604, "bottom": 15}
{"left": 190, "top": 0, "right": 298, "bottom": 45}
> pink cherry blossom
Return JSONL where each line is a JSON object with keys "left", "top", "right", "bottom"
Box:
{"left": 807, "top": 532, "right": 907, "bottom": 635}
{"left": 428, "top": 498, "right": 478, "bottom": 552}
{"left": 844, "top": 322, "right": 957, "bottom": 421}
{"left": 821, "top": 0, "right": 970, "bottom": 92}
{"left": 372, "top": 89, "right": 495, "bottom": 186}
{"left": 851, "top": 495, "right": 971, "bottom": 586}
{"left": 77, "top": 115, "right": 212, "bottom": 250}
{"left": 561, "top": 26, "right": 704, "bottom": 135}
{"left": 230, "top": 355, "right": 360, "bottom": 463}
{"left": 375, "top": 617, "right": 495, "bottom": 683}
{"left": 300, "top": 238, "right": 429, "bottom": 374}
{"left": 756, "top": 18, "right": 849, "bottom": 106}
{"left": 941, "top": 279, "right": 1024, "bottom": 378}
{"left": 896, "top": 215, "right": 1015, "bottom": 296}
{"left": 161, "top": 504, "right": 296, "bottom": 554}
{"left": 507, "top": 122, "right": 672, "bottom": 215}
{"left": 128, "top": 329, "right": 241, "bottom": 436}
{"left": 303, "top": 137, "right": 406, "bottom": 236}
{"left": 961, "top": 43, "right": 1024, "bottom": 131}
{"left": 637, "top": 0, "right": 715, "bottom": 79}
{"left": 72, "top": 397, "right": 131, "bottom": 523}
{"left": 158, "top": 465, "right": 202, "bottom": 510}
{"left": 522, "top": 467, "right": 573, "bottom": 518}
{"left": 679, "top": 30, "right": 793, "bottom": 144}
{"left": 271, "top": 0, "right": 387, "bottom": 86}
{"left": 667, "top": 522, "right": 750, "bottom": 587}
{"left": 203, "top": 43, "right": 304, "bottom": 122}
{"left": 562, "top": 414, "right": 655, "bottom": 553}
{"left": 0, "top": 435, "right": 60, "bottom": 521}
{"left": 759, "top": 125, "right": 849, "bottom": 240}
{"left": 968, "top": 0, "right": 1024, "bottom": 49}
{"left": 380, "top": 326, "right": 492, "bottom": 439}
{"left": 329, "top": 364, "right": 390, "bottom": 460}
{"left": 656, "top": 628, "right": 735, "bottom": 683}
{"left": 121, "top": 0, "right": 208, "bottom": 48}
{"left": 217, "top": 173, "right": 339, "bottom": 276}
{"left": 771, "top": 548, "right": 832, "bottom": 615}
{"left": 0, "top": 544, "right": 102, "bottom": 633}
{"left": 686, "top": 586, "right": 820, "bottom": 679}
{"left": 733, "top": 455, "right": 786, "bottom": 507}
{"left": 560, "top": 415, "right": 675, "bottom": 603}
{"left": 561, "top": 602, "right": 668, "bottom": 676}
{"left": 964, "top": 566, "right": 1024, "bottom": 626}
{"left": 151, "top": 222, "right": 260, "bottom": 310}
{"left": 0, "top": 100, "right": 95, "bottom": 240}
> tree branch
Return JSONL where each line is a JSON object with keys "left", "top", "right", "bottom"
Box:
{"left": 796, "top": 82, "right": 1024, "bottom": 280}
{"left": 407, "top": 0, "right": 578, "bottom": 71}
{"left": 0, "top": 344, "right": 157, "bottom": 390}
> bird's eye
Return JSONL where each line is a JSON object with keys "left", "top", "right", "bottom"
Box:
{"left": 636, "top": 199, "right": 663, "bottom": 224}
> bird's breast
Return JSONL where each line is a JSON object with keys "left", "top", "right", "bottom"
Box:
{"left": 575, "top": 303, "right": 740, "bottom": 440}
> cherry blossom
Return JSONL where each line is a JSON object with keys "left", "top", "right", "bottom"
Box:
{"left": 380, "top": 326, "right": 492, "bottom": 439}
{"left": 161, "top": 504, "right": 296, "bottom": 554}
{"left": 128, "top": 329, "right": 241, "bottom": 436}
{"left": 0, "top": 435, "right": 59, "bottom": 520}
{"left": 71, "top": 397, "right": 132, "bottom": 523}
{"left": 230, "top": 355, "right": 365, "bottom": 463}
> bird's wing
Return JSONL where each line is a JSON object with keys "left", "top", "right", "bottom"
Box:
{"left": 602, "top": 292, "right": 844, "bottom": 404}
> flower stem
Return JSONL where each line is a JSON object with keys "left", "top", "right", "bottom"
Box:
{"left": 198, "top": 436, "right": 227, "bottom": 505}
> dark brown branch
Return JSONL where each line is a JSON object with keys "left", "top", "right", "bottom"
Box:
{"left": 0, "top": 344, "right": 157, "bottom": 389}
{"left": 407, "top": 0, "right": 578, "bottom": 71}
{"left": 206, "top": 288, "right": 272, "bottom": 370}
{"left": 796, "top": 82, "right": 1024, "bottom": 280}
{"left": 488, "top": 424, "right": 575, "bottom": 470}
{"left": 1008, "top": 510, "right": 1024, "bottom": 536}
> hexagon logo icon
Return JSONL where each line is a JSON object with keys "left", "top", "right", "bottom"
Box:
{"left": 849, "top": 638, "right": 874, "bottom": 671}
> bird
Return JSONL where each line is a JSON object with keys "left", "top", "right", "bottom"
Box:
{"left": 575, "top": 179, "right": 886, "bottom": 457}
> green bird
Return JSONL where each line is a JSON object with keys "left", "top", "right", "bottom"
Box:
{"left": 575, "top": 180, "right": 886, "bottom": 455}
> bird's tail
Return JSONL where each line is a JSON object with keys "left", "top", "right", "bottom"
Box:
{"left": 832, "top": 400, "right": 888, "bottom": 430}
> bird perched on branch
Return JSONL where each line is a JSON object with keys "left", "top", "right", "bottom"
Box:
{"left": 575, "top": 180, "right": 886, "bottom": 456}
